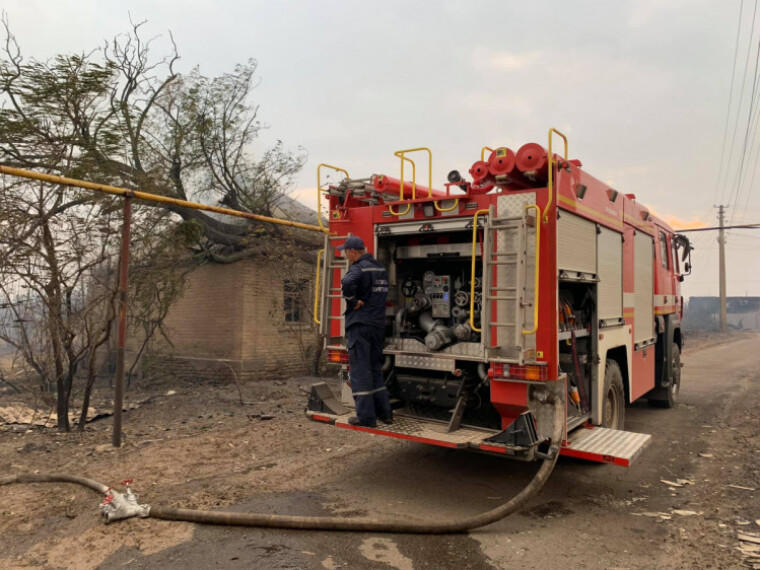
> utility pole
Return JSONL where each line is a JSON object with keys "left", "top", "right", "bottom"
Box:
{"left": 718, "top": 205, "right": 727, "bottom": 332}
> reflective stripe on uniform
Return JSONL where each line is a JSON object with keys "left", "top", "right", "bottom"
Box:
{"left": 352, "top": 386, "right": 388, "bottom": 397}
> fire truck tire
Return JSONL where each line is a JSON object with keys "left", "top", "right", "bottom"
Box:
{"left": 602, "top": 360, "right": 625, "bottom": 430}
{"left": 649, "top": 344, "right": 681, "bottom": 408}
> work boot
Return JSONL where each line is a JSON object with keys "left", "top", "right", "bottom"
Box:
{"left": 379, "top": 416, "right": 394, "bottom": 425}
{"left": 348, "top": 416, "right": 376, "bottom": 428}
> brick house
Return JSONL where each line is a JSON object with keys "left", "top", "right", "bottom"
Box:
{"left": 133, "top": 198, "right": 323, "bottom": 382}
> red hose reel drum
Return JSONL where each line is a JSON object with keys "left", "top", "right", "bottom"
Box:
{"left": 516, "top": 143, "right": 549, "bottom": 179}
{"left": 469, "top": 161, "right": 490, "bottom": 184}
{"left": 467, "top": 161, "right": 494, "bottom": 195}
{"left": 487, "top": 147, "right": 516, "bottom": 176}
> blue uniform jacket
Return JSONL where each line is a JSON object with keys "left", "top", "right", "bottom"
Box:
{"left": 342, "top": 253, "right": 388, "bottom": 330}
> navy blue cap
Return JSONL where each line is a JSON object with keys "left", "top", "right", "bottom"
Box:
{"left": 337, "top": 236, "right": 365, "bottom": 251}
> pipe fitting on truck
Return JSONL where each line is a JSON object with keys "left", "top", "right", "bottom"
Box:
{"left": 451, "top": 305, "right": 469, "bottom": 320}
{"left": 419, "top": 311, "right": 456, "bottom": 351}
{"left": 453, "top": 322, "right": 473, "bottom": 341}
{"left": 394, "top": 307, "right": 408, "bottom": 336}
{"left": 409, "top": 292, "right": 432, "bottom": 314}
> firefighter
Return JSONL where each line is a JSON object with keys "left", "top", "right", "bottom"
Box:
{"left": 337, "top": 235, "right": 394, "bottom": 427}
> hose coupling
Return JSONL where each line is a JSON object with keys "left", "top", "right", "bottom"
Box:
{"left": 100, "top": 481, "right": 150, "bottom": 523}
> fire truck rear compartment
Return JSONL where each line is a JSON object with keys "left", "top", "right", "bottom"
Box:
{"left": 379, "top": 231, "right": 484, "bottom": 350}
{"left": 388, "top": 367, "right": 503, "bottom": 430}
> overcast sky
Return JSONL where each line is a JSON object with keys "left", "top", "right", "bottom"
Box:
{"left": 3, "top": 0, "right": 759, "bottom": 298}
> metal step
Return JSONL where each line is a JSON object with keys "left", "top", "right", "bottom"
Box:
{"left": 560, "top": 426, "right": 651, "bottom": 467}
{"left": 307, "top": 410, "right": 527, "bottom": 454}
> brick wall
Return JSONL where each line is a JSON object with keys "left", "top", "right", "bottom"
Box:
{"left": 147, "top": 255, "right": 320, "bottom": 381}
{"left": 161, "top": 261, "right": 244, "bottom": 359}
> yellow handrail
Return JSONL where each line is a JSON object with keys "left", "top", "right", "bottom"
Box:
{"left": 544, "top": 128, "right": 568, "bottom": 224}
{"left": 313, "top": 248, "right": 325, "bottom": 325}
{"left": 387, "top": 154, "right": 415, "bottom": 216}
{"left": 480, "top": 146, "right": 494, "bottom": 161}
{"left": 434, "top": 198, "right": 459, "bottom": 212}
{"left": 522, "top": 205, "right": 540, "bottom": 335}
{"left": 395, "top": 146, "right": 433, "bottom": 196}
{"left": 317, "top": 163, "right": 350, "bottom": 230}
{"left": 469, "top": 209, "right": 490, "bottom": 333}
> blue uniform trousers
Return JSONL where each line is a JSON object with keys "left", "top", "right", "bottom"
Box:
{"left": 347, "top": 323, "right": 392, "bottom": 425}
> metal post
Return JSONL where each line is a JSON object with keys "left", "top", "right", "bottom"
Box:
{"left": 113, "top": 197, "right": 132, "bottom": 447}
{"left": 718, "top": 205, "right": 727, "bottom": 333}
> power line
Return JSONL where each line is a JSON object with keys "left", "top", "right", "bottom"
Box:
{"left": 728, "top": 6, "right": 760, "bottom": 222}
{"left": 722, "top": 0, "right": 758, "bottom": 207}
{"left": 736, "top": 69, "right": 760, "bottom": 216}
{"left": 676, "top": 222, "right": 760, "bottom": 232}
{"left": 715, "top": 0, "right": 746, "bottom": 207}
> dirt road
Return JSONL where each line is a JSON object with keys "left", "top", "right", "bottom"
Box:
{"left": 1, "top": 332, "right": 758, "bottom": 569}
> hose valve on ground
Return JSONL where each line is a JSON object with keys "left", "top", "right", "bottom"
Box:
{"left": 100, "top": 479, "right": 151, "bottom": 523}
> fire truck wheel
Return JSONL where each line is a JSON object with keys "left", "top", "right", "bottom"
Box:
{"left": 602, "top": 360, "right": 625, "bottom": 430}
{"left": 649, "top": 344, "right": 681, "bottom": 408}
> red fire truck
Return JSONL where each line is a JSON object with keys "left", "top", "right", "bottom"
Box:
{"left": 307, "top": 129, "right": 691, "bottom": 467}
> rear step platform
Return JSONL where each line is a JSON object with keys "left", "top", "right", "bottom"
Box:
{"left": 560, "top": 426, "right": 652, "bottom": 467}
{"left": 307, "top": 410, "right": 521, "bottom": 455}
{"left": 308, "top": 410, "right": 651, "bottom": 466}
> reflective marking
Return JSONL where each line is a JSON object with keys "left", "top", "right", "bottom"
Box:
{"left": 353, "top": 386, "right": 388, "bottom": 397}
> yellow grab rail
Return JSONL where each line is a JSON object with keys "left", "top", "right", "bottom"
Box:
{"left": 396, "top": 147, "right": 433, "bottom": 196}
{"left": 313, "top": 248, "right": 325, "bottom": 325}
{"left": 387, "top": 154, "right": 415, "bottom": 216}
{"left": 469, "top": 209, "right": 490, "bottom": 333}
{"left": 480, "top": 146, "right": 494, "bottom": 161}
{"left": 544, "top": 128, "right": 568, "bottom": 224}
{"left": 387, "top": 147, "right": 434, "bottom": 217}
{"left": 522, "top": 205, "right": 540, "bottom": 335}
{"left": 317, "top": 163, "right": 350, "bottom": 230}
{"left": 434, "top": 197, "right": 459, "bottom": 212}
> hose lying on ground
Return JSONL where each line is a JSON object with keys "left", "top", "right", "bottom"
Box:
{"left": 0, "top": 400, "right": 563, "bottom": 534}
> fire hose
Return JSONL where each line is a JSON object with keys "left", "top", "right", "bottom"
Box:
{"left": 0, "top": 399, "right": 563, "bottom": 534}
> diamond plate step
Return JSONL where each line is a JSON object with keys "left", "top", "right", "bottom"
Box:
{"left": 561, "top": 427, "right": 651, "bottom": 467}
{"left": 306, "top": 411, "right": 523, "bottom": 454}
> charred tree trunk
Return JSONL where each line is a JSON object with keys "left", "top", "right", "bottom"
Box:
{"left": 41, "top": 217, "right": 70, "bottom": 432}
